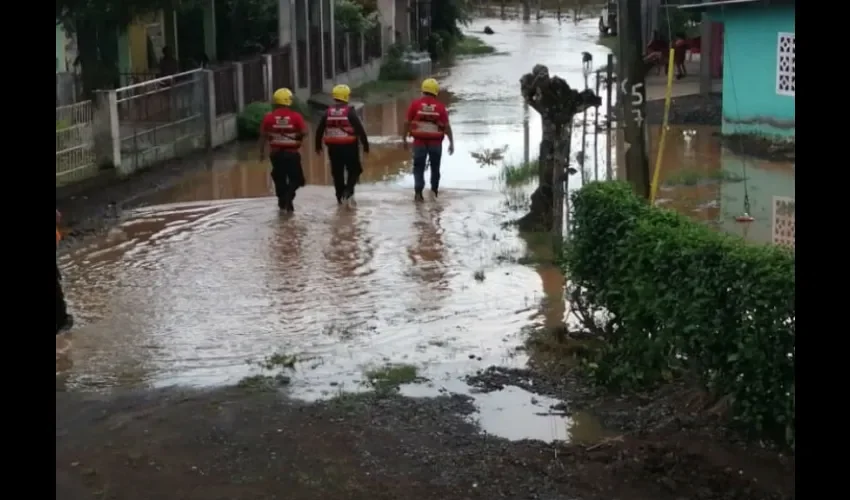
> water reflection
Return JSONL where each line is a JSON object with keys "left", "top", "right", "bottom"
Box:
{"left": 720, "top": 151, "right": 795, "bottom": 248}
{"left": 642, "top": 125, "right": 795, "bottom": 248}
{"left": 407, "top": 203, "right": 449, "bottom": 310}
{"left": 648, "top": 125, "right": 723, "bottom": 224}
{"left": 325, "top": 207, "right": 372, "bottom": 279}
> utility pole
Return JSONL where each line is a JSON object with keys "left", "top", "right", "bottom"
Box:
{"left": 617, "top": 0, "right": 650, "bottom": 198}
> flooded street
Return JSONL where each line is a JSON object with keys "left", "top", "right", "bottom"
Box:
{"left": 58, "top": 18, "right": 614, "bottom": 443}
{"left": 56, "top": 17, "right": 796, "bottom": 500}
{"left": 57, "top": 17, "right": 793, "bottom": 443}
{"left": 60, "top": 188, "right": 540, "bottom": 395}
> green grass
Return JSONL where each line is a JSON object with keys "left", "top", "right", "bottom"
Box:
{"left": 501, "top": 160, "right": 539, "bottom": 187}
{"left": 364, "top": 363, "right": 420, "bottom": 391}
{"left": 454, "top": 35, "right": 497, "bottom": 56}
{"left": 237, "top": 373, "right": 292, "bottom": 391}
{"left": 352, "top": 79, "right": 416, "bottom": 101}
{"left": 663, "top": 168, "right": 745, "bottom": 186}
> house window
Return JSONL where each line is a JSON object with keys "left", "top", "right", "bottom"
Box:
{"left": 776, "top": 32, "right": 795, "bottom": 96}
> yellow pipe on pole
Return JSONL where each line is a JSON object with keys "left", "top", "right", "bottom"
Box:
{"left": 649, "top": 50, "right": 677, "bottom": 205}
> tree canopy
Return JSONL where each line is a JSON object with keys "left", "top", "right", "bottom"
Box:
{"left": 56, "top": 0, "right": 203, "bottom": 28}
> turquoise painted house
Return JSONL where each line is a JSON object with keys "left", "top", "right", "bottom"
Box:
{"left": 683, "top": 0, "right": 795, "bottom": 140}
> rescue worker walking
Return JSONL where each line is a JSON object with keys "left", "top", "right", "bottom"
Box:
{"left": 402, "top": 78, "right": 454, "bottom": 202}
{"left": 315, "top": 84, "right": 370, "bottom": 205}
{"left": 56, "top": 210, "right": 74, "bottom": 335}
{"left": 259, "top": 88, "right": 308, "bottom": 212}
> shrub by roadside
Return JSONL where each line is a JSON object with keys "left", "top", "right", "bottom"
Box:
{"left": 236, "top": 98, "right": 312, "bottom": 140}
{"left": 561, "top": 181, "right": 795, "bottom": 449}
{"left": 453, "top": 35, "right": 496, "bottom": 56}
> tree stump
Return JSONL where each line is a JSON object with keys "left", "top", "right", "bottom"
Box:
{"left": 517, "top": 64, "right": 602, "bottom": 232}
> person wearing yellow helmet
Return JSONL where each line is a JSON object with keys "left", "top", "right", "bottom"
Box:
{"left": 56, "top": 209, "right": 74, "bottom": 334}
{"left": 315, "top": 84, "right": 370, "bottom": 205}
{"left": 258, "top": 87, "right": 308, "bottom": 213}
{"left": 402, "top": 78, "right": 454, "bottom": 202}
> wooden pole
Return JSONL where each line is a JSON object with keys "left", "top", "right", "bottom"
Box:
{"left": 594, "top": 74, "right": 601, "bottom": 182}
{"left": 618, "top": 0, "right": 650, "bottom": 198}
{"left": 580, "top": 71, "right": 589, "bottom": 185}
{"left": 523, "top": 101, "right": 530, "bottom": 166}
{"left": 605, "top": 53, "right": 614, "bottom": 181}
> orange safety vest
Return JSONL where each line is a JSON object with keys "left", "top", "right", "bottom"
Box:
{"left": 267, "top": 109, "right": 303, "bottom": 150}
{"left": 409, "top": 98, "right": 446, "bottom": 141}
{"left": 323, "top": 105, "right": 357, "bottom": 145}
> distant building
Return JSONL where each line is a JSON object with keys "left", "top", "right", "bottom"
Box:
{"left": 682, "top": 0, "right": 795, "bottom": 140}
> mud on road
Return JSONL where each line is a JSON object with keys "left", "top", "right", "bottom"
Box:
{"left": 57, "top": 377, "right": 794, "bottom": 500}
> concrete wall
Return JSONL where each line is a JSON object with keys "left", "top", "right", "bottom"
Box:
{"left": 716, "top": 5, "right": 795, "bottom": 139}
{"left": 377, "top": 0, "right": 397, "bottom": 51}
{"left": 56, "top": 25, "right": 67, "bottom": 72}
{"left": 212, "top": 115, "right": 238, "bottom": 148}
{"left": 395, "top": 0, "right": 410, "bottom": 45}
{"left": 330, "top": 59, "right": 384, "bottom": 91}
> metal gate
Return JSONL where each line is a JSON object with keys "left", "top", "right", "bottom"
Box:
{"left": 56, "top": 100, "right": 96, "bottom": 186}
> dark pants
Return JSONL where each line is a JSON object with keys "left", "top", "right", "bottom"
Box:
{"left": 56, "top": 262, "right": 69, "bottom": 335}
{"left": 270, "top": 150, "right": 305, "bottom": 207}
{"left": 412, "top": 144, "right": 443, "bottom": 193}
{"left": 328, "top": 144, "right": 363, "bottom": 199}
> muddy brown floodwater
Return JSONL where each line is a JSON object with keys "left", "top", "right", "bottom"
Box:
{"left": 57, "top": 17, "right": 794, "bottom": 500}
{"left": 58, "top": 16, "right": 616, "bottom": 443}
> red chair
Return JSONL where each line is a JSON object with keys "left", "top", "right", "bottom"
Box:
{"left": 688, "top": 37, "right": 702, "bottom": 61}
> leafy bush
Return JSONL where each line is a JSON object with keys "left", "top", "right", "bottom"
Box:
{"left": 378, "top": 42, "right": 416, "bottom": 81}
{"left": 334, "top": 0, "right": 376, "bottom": 33}
{"left": 236, "top": 99, "right": 312, "bottom": 140}
{"left": 562, "top": 181, "right": 795, "bottom": 447}
{"left": 453, "top": 35, "right": 496, "bottom": 56}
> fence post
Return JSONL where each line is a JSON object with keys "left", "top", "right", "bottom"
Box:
{"left": 234, "top": 62, "right": 246, "bottom": 112}
{"left": 203, "top": 70, "right": 216, "bottom": 150}
{"left": 93, "top": 90, "right": 121, "bottom": 173}
{"left": 263, "top": 54, "right": 273, "bottom": 99}
{"left": 345, "top": 34, "right": 352, "bottom": 74}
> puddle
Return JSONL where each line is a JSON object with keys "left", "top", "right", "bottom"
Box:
{"left": 401, "top": 379, "right": 606, "bottom": 444}
{"left": 58, "top": 187, "right": 545, "bottom": 393}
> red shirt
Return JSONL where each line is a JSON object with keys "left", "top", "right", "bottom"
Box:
{"left": 406, "top": 96, "right": 449, "bottom": 147}
{"left": 261, "top": 107, "right": 307, "bottom": 152}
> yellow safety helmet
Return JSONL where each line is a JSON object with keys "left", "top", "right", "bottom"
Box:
{"left": 332, "top": 84, "right": 351, "bottom": 103}
{"left": 421, "top": 78, "right": 440, "bottom": 96}
{"left": 272, "top": 88, "right": 293, "bottom": 106}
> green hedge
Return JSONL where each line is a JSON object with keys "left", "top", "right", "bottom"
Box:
{"left": 236, "top": 99, "right": 312, "bottom": 140}
{"left": 562, "top": 181, "right": 795, "bottom": 447}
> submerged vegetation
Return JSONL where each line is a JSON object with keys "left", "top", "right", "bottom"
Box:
{"left": 501, "top": 160, "right": 540, "bottom": 186}
{"left": 453, "top": 35, "right": 497, "bottom": 56}
{"left": 663, "top": 168, "right": 744, "bottom": 186}
{"left": 364, "top": 364, "right": 421, "bottom": 392}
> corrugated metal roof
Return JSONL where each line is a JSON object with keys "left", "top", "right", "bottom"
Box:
{"left": 676, "top": 0, "right": 791, "bottom": 10}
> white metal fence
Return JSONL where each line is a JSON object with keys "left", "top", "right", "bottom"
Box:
{"left": 55, "top": 36, "right": 386, "bottom": 187}
{"left": 116, "top": 69, "right": 207, "bottom": 173}
{"left": 56, "top": 100, "right": 96, "bottom": 186}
